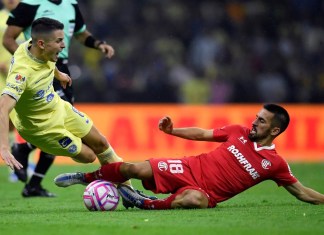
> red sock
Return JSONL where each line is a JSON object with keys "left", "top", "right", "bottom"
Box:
{"left": 143, "top": 193, "right": 177, "bottom": 210}
{"left": 84, "top": 162, "right": 128, "bottom": 184}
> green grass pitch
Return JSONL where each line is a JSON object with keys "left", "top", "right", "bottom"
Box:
{"left": 1, "top": 163, "right": 323, "bottom": 235}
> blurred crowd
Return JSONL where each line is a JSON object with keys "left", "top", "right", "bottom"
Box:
{"left": 22, "top": 1, "right": 324, "bottom": 103}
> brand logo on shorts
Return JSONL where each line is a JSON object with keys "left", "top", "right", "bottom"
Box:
{"left": 261, "top": 159, "right": 271, "bottom": 169}
{"left": 158, "top": 161, "right": 168, "bottom": 171}
{"left": 58, "top": 137, "right": 72, "bottom": 148}
{"left": 68, "top": 144, "right": 77, "bottom": 153}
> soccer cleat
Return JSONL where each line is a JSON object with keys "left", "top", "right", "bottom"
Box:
{"left": 120, "top": 188, "right": 157, "bottom": 209}
{"left": 118, "top": 184, "right": 151, "bottom": 209}
{"left": 137, "top": 190, "right": 158, "bottom": 200}
{"left": 54, "top": 172, "right": 87, "bottom": 187}
{"left": 22, "top": 184, "right": 56, "bottom": 198}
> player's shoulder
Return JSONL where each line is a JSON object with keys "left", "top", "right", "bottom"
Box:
{"left": 221, "top": 124, "right": 248, "bottom": 132}
{"left": 20, "top": 0, "right": 43, "bottom": 6}
{"left": 70, "top": 0, "right": 79, "bottom": 4}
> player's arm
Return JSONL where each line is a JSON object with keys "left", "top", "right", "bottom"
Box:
{"left": 54, "top": 67, "right": 72, "bottom": 89}
{"left": 74, "top": 30, "right": 115, "bottom": 59}
{"left": 0, "top": 94, "right": 22, "bottom": 170}
{"left": 284, "top": 181, "right": 324, "bottom": 205}
{"left": 72, "top": 2, "right": 114, "bottom": 58}
{"left": 158, "top": 116, "right": 214, "bottom": 141}
{"left": 2, "top": 25, "right": 23, "bottom": 54}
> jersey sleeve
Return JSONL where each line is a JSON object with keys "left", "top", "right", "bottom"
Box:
{"left": 272, "top": 159, "right": 298, "bottom": 186}
{"left": 213, "top": 125, "right": 242, "bottom": 142}
{"left": 2, "top": 71, "right": 27, "bottom": 102}
{"left": 72, "top": 3, "right": 86, "bottom": 34}
{"left": 6, "top": 3, "right": 38, "bottom": 28}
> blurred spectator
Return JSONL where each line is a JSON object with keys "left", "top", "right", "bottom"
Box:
{"left": 2, "top": 0, "right": 320, "bottom": 103}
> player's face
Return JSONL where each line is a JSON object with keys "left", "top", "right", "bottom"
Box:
{"left": 42, "top": 30, "right": 65, "bottom": 62}
{"left": 2, "top": 0, "right": 20, "bottom": 11}
{"left": 248, "top": 108, "right": 275, "bottom": 141}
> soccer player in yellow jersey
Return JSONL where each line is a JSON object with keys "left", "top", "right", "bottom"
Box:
{"left": 0, "top": 0, "right": 22, "bottom": 141}
{"left": 0, "top": 17, "right": 155, "bottom": 208}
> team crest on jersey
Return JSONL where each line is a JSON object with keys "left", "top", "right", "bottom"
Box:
{"left": 68, "top": 144, "right": 77, "bottom": 153}
{"left": 14, "top": 74, "right": 26, "bottom": 84}
{"left": 46, "top": 93, "right": 55, "bottom": 102}
{"left": 261, "top": 159, "right": 271, "bottom": 169}
{"left": 238, "top": 136, "right": 247, "bottom": 144}
{"left": 158, "top": 161, "right": 168, "bottom": 171}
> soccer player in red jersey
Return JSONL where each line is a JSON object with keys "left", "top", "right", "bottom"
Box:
{"left": 55, "top": 104, "right": 324, "bottom": 209}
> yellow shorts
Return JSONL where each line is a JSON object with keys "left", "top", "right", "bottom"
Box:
{"left": 17, "top": 100, "right": 93, "bottom": 157}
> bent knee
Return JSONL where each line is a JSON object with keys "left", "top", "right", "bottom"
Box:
{"left": 179, "top": 190, "right": 209, "bottom": 209}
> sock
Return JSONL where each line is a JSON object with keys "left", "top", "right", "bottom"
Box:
{"left": 11, "top": 143, "right": 35, "bottom": 168}
{"left": 97, "top": 147, "right": 123, "bottom": 165}
{"left": 84, "top": 162, "right": 128, "bottom": 184}
{"left": 143, "top": 194, "right": 177, "bottom": 210}
{"left": 28, "top": 151, "right": 55, "bottom": 188}
{"left": 97, "top": 147, "right": 132, "bottom": 187}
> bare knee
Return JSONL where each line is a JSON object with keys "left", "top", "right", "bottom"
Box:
{"left": 172, "top": 190, "right": 209, "bottom": 209}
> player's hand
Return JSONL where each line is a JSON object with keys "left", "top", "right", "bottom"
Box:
{"left": 55, "top": 71, "right": 72, "bottom": 89}
{"left": 159, "top": 116, "right": 173, "bottom": 134}
{"left": 98, "top": 43, "right": 115, "bottom": 59}
{"left": 0, "top": 149, "right": 23, "bottom": 170}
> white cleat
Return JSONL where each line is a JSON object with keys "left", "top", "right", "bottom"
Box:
{"left": 54, "top": 172, "right": 87, "bottom": 187}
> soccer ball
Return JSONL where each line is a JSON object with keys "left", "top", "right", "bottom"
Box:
{"left": 83, "top": 180, "right": 119, "bottom": 211}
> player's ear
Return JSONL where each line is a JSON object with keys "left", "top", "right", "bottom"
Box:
{"left": 271, "top": 126, "right": 280, "bottom": 136}
{"left": 37, "top": 39, "right": 46, "bottom": 49}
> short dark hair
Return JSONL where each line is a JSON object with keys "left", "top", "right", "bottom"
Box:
{"left": 263, "top": 103, "right": 290, "bottom": 135}
{"left": 31, "top": 17, "right": 64, "bottom": 39}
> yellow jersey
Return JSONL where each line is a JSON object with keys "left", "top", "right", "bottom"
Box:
{"left": 0, "top": 9, "right": 25, "bottom": 89}
{"left": 2, "top": 40, "right": 61, "bottom": 131}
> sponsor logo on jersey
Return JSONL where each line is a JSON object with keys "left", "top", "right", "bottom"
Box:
{"left": 6, "top": 82, "right": 23, "bottom": 93}
{"left": 261, "top": 159, "right": 271, "bottom": 169}
{"left": 227, "top": 145, "right": 260, "bottom": 180}
{"left": 58, "top": 137, "right": 72, "bottom": 148}
{"left": 238, "top": 136, "right": 247, "bottom": 144}
{"left": 68, "top": 144, "right": 77, "bottom": 153}
{"left": 158, "top": 161, "right": 168, "bottom": 171}
{"left": 14, "top": 74, "right": 26, "bottom": 84}
{"left": 46, "top": 93, "right": 54, "bottom": 102}
{"left": 33, "top": 90, "right": 45, "bottom": 100}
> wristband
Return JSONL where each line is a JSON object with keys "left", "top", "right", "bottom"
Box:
{"left": 84, "top": 35, "right": 97, "bottom": 49}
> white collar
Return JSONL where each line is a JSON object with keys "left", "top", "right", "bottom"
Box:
{"left": 254, "top": 142, "right": 275, "bottom": 151}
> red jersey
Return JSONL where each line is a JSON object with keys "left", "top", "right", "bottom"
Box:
{"left": 187, "top": 125, "right": 297, "bottom": 204}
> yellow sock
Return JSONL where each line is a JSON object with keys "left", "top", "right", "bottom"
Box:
{"left": 97, "top": 147, "right": 132, "bottom": 187}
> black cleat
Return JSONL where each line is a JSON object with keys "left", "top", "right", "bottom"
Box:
{"left": 22, "top": 184, "right": 56, "bottom": 198}
{"left": 136, "top": 190, "right": 158, "bottom": 200}
{"left": 118, "top": 185, "right": 155, "bottom": 209}
{"left": 120, "top": 188, "right": 157, "bottom": 209}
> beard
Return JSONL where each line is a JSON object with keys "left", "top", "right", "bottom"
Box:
{"left": 248, "top": 129, "right": 270, "bottom": 142}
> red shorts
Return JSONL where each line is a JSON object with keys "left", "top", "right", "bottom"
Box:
{"left": 142, "top": 158, "right": 216, "bottom": 208}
